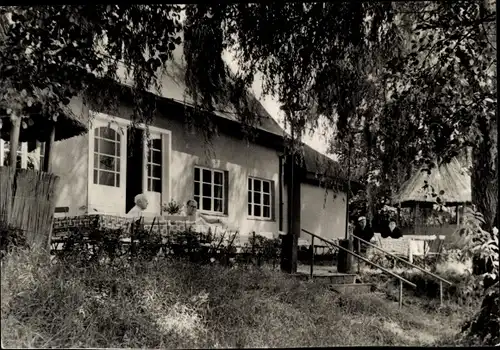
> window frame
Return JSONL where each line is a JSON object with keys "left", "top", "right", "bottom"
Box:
{"left": 92, "top": 126, "right": 121, "bottom": 188}
{"left": 247, "top": 176, "right": 273, "bottom": 220}
{"left": 144, "top": 136, "right": 162, "bottom": 193}
{"left": 193, "top": 165, "right": 226, "bottom": 215}
{"left": 0, "top": 140, "right": 45, "bottom": 170}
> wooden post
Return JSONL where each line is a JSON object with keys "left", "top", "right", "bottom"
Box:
{"left": 252, "top": 231, "right": 256, "bottom": 264}
{"left": 397, "top": 203, "right": 402, "bottom": 226}
{"left": 345, "top": 138, "right": 352, "bottom": 239}
{"left": 281, "top": 152, "right": 300, "bottom": 274}
{"left": 9, "top": 116, "right": 21, "bottom": 167}
{"left": 435, "top": 238, "right": 444, "bottom": 266}
{"left": 399, "top": 279, "right": 403, "bottom": 309}
{"left": 346, "top": 231, "right": 355, "bottom": 273}
{"left": 439, "top": 281, "right": 443, "bottom": 307}
{"left": 42, "top": 122, "right": 56, "bottom": 172}
{"left": 413, "top": 203, "right": 419, "bottom": 235}
{"left": 310, "top": 236, "right": 315, "bottom": 280}
{"left": 357, "top": 239, "right": 360, "bottom": 274}
{"left": 456, "top": 205, "right": 460, "bottom": 227}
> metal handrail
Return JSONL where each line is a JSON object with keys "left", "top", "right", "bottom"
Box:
{"left": 302, "top": 229, "right": 416, "bottom": 288}
{"left": 351, "top": 234, "right": 453, "bottom": 286}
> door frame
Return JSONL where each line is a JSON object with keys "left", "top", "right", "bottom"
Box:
{"left": 142, "top": 129, "right": 162, "bottom": 216}
{"left": 87, "top": 112, "right": 129, "bottom": 215}
{"left": 87, "top": 111, "right": 172, "bottom": 216}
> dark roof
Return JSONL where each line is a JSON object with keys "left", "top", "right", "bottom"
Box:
{"left": 113, "top": 48, "right": 347, "bottom": 185}
{"left": 0, "top": 104, "right": 88, "bottom": 143}
{"left": 116, "top": 48, "right": 285, "bottom": 137}
{"left": 392, "top": 157, "right": 471, "bottom": 206}
{"left": 298, "top": 142, "right": 359, "bottom": 188}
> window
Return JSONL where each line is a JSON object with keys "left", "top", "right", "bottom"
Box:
{"left": 38, "top": 142, "right": 46, "bottom": 169}
{"left": 146, "top": 138, "right": 162, "bottom": 192}
{"left": 0, "top": 140, "right": 45, "bottom": 169}
{"left": 93, "top": 127, "right": 121, "bottom": 187}
{"left": 27, "top": 141, "right": 39, "bottom": 170}
{"left": 248, "top": 177, "right": 272, "bottom": 219}
{"left": 1, "top": 141, "right": 21, "bottom": 168}
{"left": 194, "top": 166, "right": 225, "bottom": 213}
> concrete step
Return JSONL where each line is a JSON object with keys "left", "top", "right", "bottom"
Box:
{"left": 328, "top": 283, "right": 375, "bottom": 294}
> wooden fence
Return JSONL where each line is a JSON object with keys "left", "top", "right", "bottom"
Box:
{"left": 0, "top": 166, "right": 60, "bottom": 249}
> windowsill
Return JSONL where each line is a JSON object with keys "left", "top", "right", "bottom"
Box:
{"left": 199, "top": 211, "right": 228, "bottom": 218}
{"left": 247, "top": 217, "right": 274, "bottom": 222}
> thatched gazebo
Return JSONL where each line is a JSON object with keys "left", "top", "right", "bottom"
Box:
{"left": 392, "top": 157, "right": 472, "bottom": 235}
{"left": 0, "top": 103, "right": 87, "bottom": 249}
{"left": 1, "top": 104, "right": 87, "bottom": 171}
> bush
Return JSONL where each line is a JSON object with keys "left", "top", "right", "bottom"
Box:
{"left": 52, "top": 225, "right": 248, "bottom": 268}
{"left": 241, "top": 233, "right": 281, "bottom": 266}
{"left": 162, "top": 199, "right": 183, "bottom": 215}
{"left": 0, "top": 223, "right": 27, "bottom": 258}
{"left": 460, "top": 282, "right": 500, "bottom": 346}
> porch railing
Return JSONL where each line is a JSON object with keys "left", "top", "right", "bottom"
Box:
{"left": 302, "top": 228, "right": 416, "bottom": 309}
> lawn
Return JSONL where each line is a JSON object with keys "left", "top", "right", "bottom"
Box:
{"left": 1, "top": 248, "right": 477, "bottom": 348}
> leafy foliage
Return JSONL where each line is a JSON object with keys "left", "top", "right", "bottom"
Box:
{"left": 162, "top": 199, "right": 183, "bottom": 215}
{"left": 51, "top": 225, "right": 283, "bottom": 268}
{"left": 460, "top": 281, "right": 500, "bottom": 346}
{"left": 0, "top": 5, "right": 183, "bottom": 130}
{"left": 241, "top": 233, "right": 281, "bottom": 266}
{"left": 0, "top": 223, "right": 27, "bottom": 258}
{"left": 182, "top": 2, "right": 496, "bottom": 229}
{"left": 1, "top": 4, "right": 496, "bottom": 228}
{"left": 451, "top": 207, "right": 499, "bottom": 287}
{"left": 183, "top": 3, "right": 398, "bottom": 147}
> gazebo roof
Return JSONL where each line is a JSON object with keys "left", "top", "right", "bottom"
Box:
{"left": 0, "top": 103, "right": 88, "bottom": 143}
{"left": 392, "top": 157, "right": 472, "bottom": 207}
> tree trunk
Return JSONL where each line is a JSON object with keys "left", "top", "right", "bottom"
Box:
{"left": 471, "top": 116, "right": 498, "bottom": 233}
{"left": 9, "top": 116, "right": 21, "bottom": 167}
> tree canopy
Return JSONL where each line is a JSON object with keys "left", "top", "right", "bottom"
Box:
{"left": 0, "top": 3, "right": 497, "bottom": 229}
{"left": 0, "top": 5, "right": 183, "bottom": 128}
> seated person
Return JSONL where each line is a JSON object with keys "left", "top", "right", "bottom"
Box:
{"left": 184, "top": 199, "right": 226, "bottom": 226}
{"left": 381, "top": 219, "right": 402, "bottom": 239}
{"left": 126, "top": 194, "right": 148, "bottom": 231}
{"left": 353, "top": 216, "right": 375, "bottom": 253}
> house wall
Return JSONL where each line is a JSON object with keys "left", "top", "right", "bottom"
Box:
{"left": 51, "top": 134, "right": 89, "bottom": 216}
{"left": 299, "top": 184, "right": 347, "bottom": 243}
{"left": 50, "top": 98, "right": 282, "bottom": 240}
{"left": 154, "top": 117, "right": 282, "bottom": 241}
{"left": 51, "top": 97, "right": 90, "bottom": 217}
{"left": 49, "top": 97, "right": 347, "bottom": 244}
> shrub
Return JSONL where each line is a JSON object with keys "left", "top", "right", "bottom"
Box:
{"left": 241, "top": 233, "right": 281, "bottom": 266}
{"left": 0, "top": 223, "right": 27, "bottom": 258}
{"left": 162, "top": 199, "right": 183, "bottom": 215}
{"left": 449, "top": 207, "right": 499, "bottom": 285}
{"left": 460, "top": 282, "right": 500, "bottom": 346}
{"left": 55, "top": 227, "right": 129, "bottom": 266}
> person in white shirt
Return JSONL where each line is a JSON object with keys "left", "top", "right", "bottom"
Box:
{"left": 184, "top": 199, "right": 225, "bottom": 226}
{"left": 126, "top": 193, "right": 149, "bottom": 222}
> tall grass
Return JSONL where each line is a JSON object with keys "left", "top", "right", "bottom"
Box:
{"left": 2, "top": 248, "right": 468, "bottom": 348}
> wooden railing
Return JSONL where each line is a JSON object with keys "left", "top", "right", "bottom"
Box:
{"left": 302, "top": 229, "right": 416, "bottom": 308}
{"left": 351, "top": 233, "right": 453, "bottom": 305}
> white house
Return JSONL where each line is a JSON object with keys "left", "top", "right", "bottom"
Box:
{"left": 0, "top": 55, "right": 358, "bottom": 243}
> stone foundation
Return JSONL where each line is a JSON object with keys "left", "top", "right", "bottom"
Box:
{"left": 53, "top": 214, "right": 205, "bottom": 237}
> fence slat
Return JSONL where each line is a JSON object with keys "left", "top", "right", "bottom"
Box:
{"left": 1, "top": 166, "right": 59, "bottom": 250}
